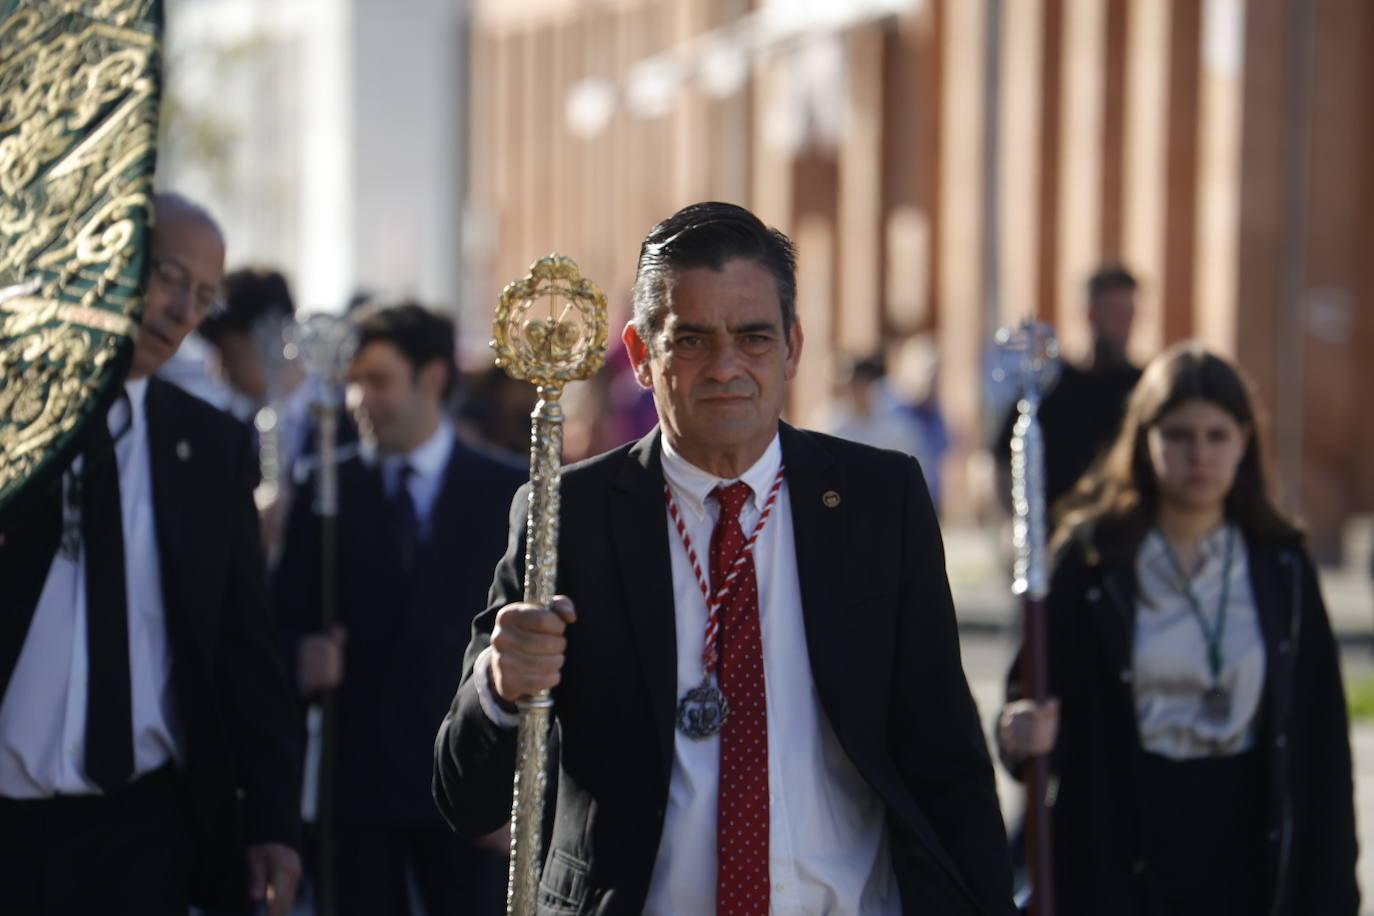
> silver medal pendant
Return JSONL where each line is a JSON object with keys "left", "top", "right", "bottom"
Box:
{"left": 676, "top": 677, "right": 729, "bottom": 740}
{"left": 1202, "top": 685, "right": 1231, "bottom": 722}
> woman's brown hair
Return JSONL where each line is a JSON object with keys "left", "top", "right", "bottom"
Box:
{"left": 1052, "top": 341, "right": 1299, "bottom": 557}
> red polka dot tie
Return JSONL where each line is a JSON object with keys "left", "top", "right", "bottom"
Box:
{"left": 709, "top": 482, "right": 769, "bottom": 915}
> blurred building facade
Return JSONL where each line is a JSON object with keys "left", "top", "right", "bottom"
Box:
{"left": 159, "top": 0, "right": 473, "bottom": 316}
{"left": 466, "top": 0, "right": 1374, "bottom": 557}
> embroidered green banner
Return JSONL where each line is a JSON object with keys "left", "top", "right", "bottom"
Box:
{"left": 0, "top": 0, "right": 161, "bottom": 520}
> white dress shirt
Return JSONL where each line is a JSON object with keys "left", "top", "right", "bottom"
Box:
{"left": 1133, "top": 524, "right": 1266, "bottom": 759}
{"left": 375, "top": 419, "right": 455, "bottom": 536}
{"left": 477, "top": 433, "right": 900, "bottom": 915}
{"left": 0, "top": 378, "right": 181, "bottom": 797}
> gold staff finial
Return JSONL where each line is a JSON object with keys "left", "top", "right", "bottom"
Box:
{"left": 492, "top": 253, "right": 608, "bottom": 391}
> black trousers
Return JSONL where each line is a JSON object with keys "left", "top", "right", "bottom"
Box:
{"left": 0, "top": 765, "right": 192, "bottom": 915}
{"left": 1140, "top": 749, "right": 1268, "bottom": 916}
{"left": 314, "top": 821, "right": 506, "bottom": 915}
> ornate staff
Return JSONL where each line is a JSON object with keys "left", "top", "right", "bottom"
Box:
{"left": 996, "top": 319, "right": 1060, "bottom": 916}
{"left": 491, "top": 255, "right": 608, "bottom": 916}
{"left": 293, "top": 312, "right": 358, "bottom": 916}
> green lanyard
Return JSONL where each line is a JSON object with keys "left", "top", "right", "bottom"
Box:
{"left": 1157, "top": 525, "right": 1235, "bottom": 678}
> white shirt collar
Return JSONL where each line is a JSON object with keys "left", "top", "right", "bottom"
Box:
{"left": 116, "top": 376, "right": 150, "bottom": 437}
{"left": 659, "top": 430, "right": 783, "bottom": 519}
{"left": 380, "top": 418, "right": 454, "bottom": 482}
{"left": 1140, "top": 521, "right": 1237, "bottom": 590}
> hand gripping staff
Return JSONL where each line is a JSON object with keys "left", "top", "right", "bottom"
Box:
{"left": 997, "top": 319, "right": 1060, "bottom": 916}
{"left": 491, "top": 254, "right": 608, "bottom": 916}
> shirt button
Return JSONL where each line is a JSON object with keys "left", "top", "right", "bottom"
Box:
{"left": 1268, "top": 828, "right": 1280, "bottom": 843}
{"left": 1119, "top": 669, "right": 1133, "bottom": 685}
{"left": 1086, "top": 587, "right": 1102, "bottom": 602}
{"left": 1275, "top": 734, "right": 1287, "bottom": 749}
{"left": 1132, "top": 858, "right": 1147, "bottom": 875}
{"left": 1278, "top": 640, "right": 1291, "bottom": 654}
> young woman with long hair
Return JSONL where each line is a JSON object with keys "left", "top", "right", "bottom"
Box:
{"left": 998, "top": 342, "right": 1358, "bottom": 915}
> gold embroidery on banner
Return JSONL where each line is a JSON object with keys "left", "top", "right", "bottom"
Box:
{"left": 0, "top": 0, "right": 160, "bottom": 505}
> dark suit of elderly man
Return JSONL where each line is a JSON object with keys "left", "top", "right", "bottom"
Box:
{"left": 434, "top": 202, "right": 1015, "bottom": 916}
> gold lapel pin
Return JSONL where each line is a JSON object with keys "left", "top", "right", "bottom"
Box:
{"left": 822, "top": 490, "right": 841, "bottom": 508}
{"left": 176, "top": 440, "right": 191, "bottom": 461}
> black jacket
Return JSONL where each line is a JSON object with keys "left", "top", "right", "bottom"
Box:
{"left": 0, "top": 378, "right": 302, "bottom": 908}
{"left": 434, "top": 424, "right": 1016, "bottom": 916}
{"left": 275, "top": 435, "right": 524, "bottom": 825}
{"left": 1004, "top": 523, "right": 1359, "bottom": 916}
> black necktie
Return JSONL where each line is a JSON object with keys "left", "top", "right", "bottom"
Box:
{"left": 393, "top": 463, "right": 420, "bottom": 572}
{"left": 81, "top": 412, "right": 133, "bottom": 794}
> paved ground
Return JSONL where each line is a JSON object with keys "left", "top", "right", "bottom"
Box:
{"left": 947, "top": 519, "right": 1374, "bottom": 911}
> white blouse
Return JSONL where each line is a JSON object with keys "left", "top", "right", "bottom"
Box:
{"left": 1132, "top": 524, "right": 1267, "bottom": 760}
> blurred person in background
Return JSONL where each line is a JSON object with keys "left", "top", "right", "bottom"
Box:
{"left": 998, "top": 343, "right": 1358, "bottom": 915}
{"left": 560, "top": 325, "right": 660, "bottom": 464}
{"left": 199, "top": 267, "right": 312, "bottom": 557}
{"left": 453, "top": 364, "right": 537, "bottom": 458}
{"left": 890, "top": 334, "right": 951, "bottom": 512}
{"left": 274, "top": 301, "right": 523, "bottom": 914}
{"left": 810, "top": 351, "right": 929, "bottom": 459}
{"left": 995, "top": 264, "right": 1143, "bottom": 515}
{"left": 199, "top": 268, "right": 301, "bottom": 426}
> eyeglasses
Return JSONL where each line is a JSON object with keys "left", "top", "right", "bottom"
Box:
{"left": 149, "top": 255, "right": 226, "bottom": 318}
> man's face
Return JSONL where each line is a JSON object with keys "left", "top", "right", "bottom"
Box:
{"left": 347, "top": 341, "right": 442, "bottom": 454}
{"left": 1088, "top": 286, "right": 1136, "bottom": 356}
{"left": 130, "top": 207, "right": 225, "bottom": 379}
{"left": 213, "top": 330, "right": 268, "bottom": 401}
{"left": 623, "top": 258, "right": 802, "bottom": 473}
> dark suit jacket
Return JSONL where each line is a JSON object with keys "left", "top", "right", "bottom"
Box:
{"left": 275, "top": 435, "right": 525, "bottom": 825}
{"left": 434, "top": 424, "right": 1016, "bottom": 915}
{"left": 0, "top": 377, "right": 302, "bottom": 909}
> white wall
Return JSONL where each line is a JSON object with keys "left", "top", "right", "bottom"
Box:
{"left": 160, "top": 0, "right": 470, "bottom": 315}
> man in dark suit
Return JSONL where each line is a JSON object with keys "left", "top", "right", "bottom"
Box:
{"left": 434, "top": 202, "right": 1015, "bottom": 915}
{"left": 994, "top": 264, "right": 1143, "bottom": 513}
{"left": 0, "top": 193, "right": 302, "bottom": 914}
{"left": 275, "top": 302, "right": 525, "bottom": 914}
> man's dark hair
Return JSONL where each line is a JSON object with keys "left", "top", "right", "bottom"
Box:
{"left": 632, "top": 202, "right": 797, "bottom": 348}
{"left": 199, "top": 267, "right": 294, "bottom": 344}
{"left": 353, "top": 301, "right": 458, "bottom": 400}
{"left": 1086, "top": 263, "right": 1138, "bottom": 304}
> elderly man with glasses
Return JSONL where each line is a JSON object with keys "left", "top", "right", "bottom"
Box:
{"left": 0, "top": 192, "right": 303, "bottom": 916}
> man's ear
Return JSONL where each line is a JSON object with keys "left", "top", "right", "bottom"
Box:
{"left": 622, "top": 321, "right": 653, "bottom": 389}
{"left": 783, "top": 317, "right": 804, "bottom": 382}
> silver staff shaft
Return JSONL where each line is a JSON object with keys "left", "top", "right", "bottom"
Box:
{"left": 1011, "top": 397, "right": 1048, "bottom": 601}
{"left": 253, "top": 313, "right": 292, "bottom": 514}
{"left": 310, "top": 400, "right": 342, "bottom": 916}
{"left": 998, "top": 318, "right": 1059, "bottom": 916}
{"left": 291, "top": 312, "right": 356, "bottom": 916}
{"left": 508, "top": 389, "right": 564, "bottom": 915}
